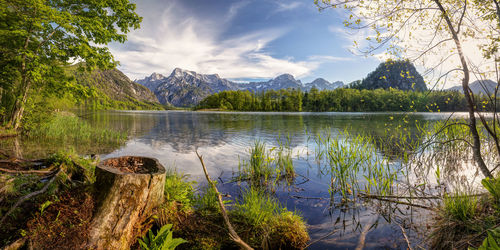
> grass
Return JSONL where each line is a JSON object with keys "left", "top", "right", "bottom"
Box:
{"left": 231, "top": 187, "right": 309, "bottom": 249}
{"left": 163, "top": 170, "right": 195, "bottom": 210}
{"left": 153, "top": 169, "right": 309, "bottom": 249}
{"left": 237, "top": 139, "right": 296, "bottom": 188}
{"left": 442, "top": 191, "right": 478, "bottom": 222}
{"left": 430, "top": 178, "right": 500, "bottom": 249}
{"left": 26, "top": 112, "right": 126, "bottom": 146}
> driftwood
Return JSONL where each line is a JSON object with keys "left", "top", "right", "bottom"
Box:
{"left": 86, "top": 156, "right": 166, "bottom": 250}
{"left": 196, "top": 151, "right": 253, "bottom": 250}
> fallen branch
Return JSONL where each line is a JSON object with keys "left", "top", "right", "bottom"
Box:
{"left": 398, "top": 224, "right": 413, "bottom": 250}
{"left": 355, "top": 217, "right": 378, "bottom": 250}
{"left": 358, "top": 193, "right": 433, "bottom": 210}
{"left": 196, "top": 151, "right": 253, "bottom": 250}
{"left": 0, "top": 169, "right": 61, "bottom": 226}
{"left": 359, "top": 193, "right": 442, "bottom": 200}
{"left": 291, "top": 195, "right": 328, "bottom": 200}
{"left": 304, "top": 229, "right": 339, "bottom": 248}
{"left": 0, "top": 165, "right": 55, "bottom": 175}
{"left": 2, "top": 237, "right": 27, "bottom": 250}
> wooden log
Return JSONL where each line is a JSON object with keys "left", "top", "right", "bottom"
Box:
{"left": 86, "top": 156, "right": 166, "bottom": 250}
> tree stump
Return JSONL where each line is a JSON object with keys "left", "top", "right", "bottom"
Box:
{"left": 86, "top": 156, "right": 166, "bottom": 250}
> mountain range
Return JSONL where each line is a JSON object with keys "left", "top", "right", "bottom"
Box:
{"left": 448, "top": 80, "right": 498, "bottom": 95}
{"left": 136, "top": 68, "right": 344, "bottom": 107}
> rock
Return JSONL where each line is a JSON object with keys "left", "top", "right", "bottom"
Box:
{"left": 86, "top": 156, "right": 166, "bottom": 250}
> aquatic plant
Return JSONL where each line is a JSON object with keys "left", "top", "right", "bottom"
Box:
{"left": 238, "top": 139, "right": 296, "bottom": 187}
{"left": 27, "top": 112, "right": 126, "bottom": 145}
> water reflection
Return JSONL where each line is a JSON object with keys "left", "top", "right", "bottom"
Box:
{"left": 0, "top": 111, "right": 477, "bottom": 249}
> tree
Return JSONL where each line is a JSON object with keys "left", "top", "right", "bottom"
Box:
{"left": 315, "top": 0, "right": 499, "bottom": 178}
{"left": 0, "top": 0, "right": 142, "bottom": 129}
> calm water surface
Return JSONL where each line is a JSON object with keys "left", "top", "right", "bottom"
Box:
{"left": 2, "top": 111, "right": 473, "bottom": 249}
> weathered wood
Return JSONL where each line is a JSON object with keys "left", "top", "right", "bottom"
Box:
{"left": 86, "top": 156, "right": 166, "bottom": 250}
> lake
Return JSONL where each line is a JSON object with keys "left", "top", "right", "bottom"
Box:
{"left": 1, "top": 110, "right": 478, "bottom": 249}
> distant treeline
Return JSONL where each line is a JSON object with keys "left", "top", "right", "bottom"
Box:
{"left": 196, "top": 88, "right": 496, "bottom": 112}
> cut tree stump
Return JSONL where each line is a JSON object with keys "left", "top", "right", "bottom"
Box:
{"left": 86, "top": 156, "right": 166, "bottom": 250}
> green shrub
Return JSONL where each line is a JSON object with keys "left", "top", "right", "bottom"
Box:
{"left": 471, "top": 227, "right": 500, "bottom": 250}
{"left": 138, "top": 224, "right": 187, "bottom": 250}
{"left": 482, "top": 177, "right": 500, "bottom": 210}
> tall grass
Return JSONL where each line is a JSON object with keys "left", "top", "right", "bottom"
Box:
{"left": 231, "top": 187, "right": 309, "bottom": 248}
{"left": 233, "top": 188, "right": 284, "bottom": 228}
{"left": 28, "top": 113, "right": 126, "bottom": 145}
{"left": 163, "top": 170, "right": 195, "bottom": 210}
{"left": 442, "top": 191, "right": 478, "bottom": 222}
{"left": 238, "top": 139, "right": 296, "bottom": 188}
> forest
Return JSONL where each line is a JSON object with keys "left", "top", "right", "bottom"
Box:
{"left": 196, "top": 87, "right": 494, "bottom": 112}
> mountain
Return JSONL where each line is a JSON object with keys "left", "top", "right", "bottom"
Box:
{"left": 303, "top": 78, "right": 344, "bottom": 91}
{"left": 152, "top": 68, "right": 239, "bottom": 107}
{"left": 357, "top": 60, "right": 427, "bottom": 91}
{"left": 136, "top": 69, "right": 344, "bottom": 107}
{"left": 69, "top": 66, "right": 162, "bottom": 109}
{"left": 135, "top": 72, "right": 166, "bottom": 92}
{"left": 448, "top": 80, "right": 498, "bottom": 95}
{"left": 240, "top": 74, "right": 303, "bottom": 92}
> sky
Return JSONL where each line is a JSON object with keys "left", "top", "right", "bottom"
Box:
{"left": 108, "top": 0, "right": 382, "bottom": 84}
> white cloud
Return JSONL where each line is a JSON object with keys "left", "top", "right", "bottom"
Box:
{"left": 110, "top": 0, "right": 336, "bottom": 80}
{"left": 275, "top": 1, "right": 302, "bottom": 13}
{"left": 225, "top": 1, "right": 251, "bottom": 22}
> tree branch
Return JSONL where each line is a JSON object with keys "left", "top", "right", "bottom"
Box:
{"left": 195, "top": 151, "right": 253, "bottom": 250}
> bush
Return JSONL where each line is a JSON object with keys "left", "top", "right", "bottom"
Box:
{"left": 138, "top": 224, "right": 186, "bottom": 250}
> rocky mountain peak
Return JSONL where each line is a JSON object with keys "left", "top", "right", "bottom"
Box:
{"left": 148, "top": 72, "right": 165, "bottom": 81}
{"left": 275, "top": 74, "right": 296, "bottom": 81}
{"left": 311, "top": 78, "right": 329, "bottom": 85}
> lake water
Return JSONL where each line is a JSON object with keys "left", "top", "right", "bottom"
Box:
{"left": 2, "top": 111, "right": 476, "bottom": 249}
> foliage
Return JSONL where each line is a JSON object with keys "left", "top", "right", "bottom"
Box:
{"left": 163, "top": 170, "right": 195, "bottom": 211}
{"left": 138, "top": 224, "right": 187, "bottom": 250}
{"left": 482, "top": 177, "right": 500, "bottom": 209}
{"left": 196, "top": 87, "right": 495, "bottom": 112}
{"left": 354, "top": 60, "right": 427, "bottom": 91}
{"left": 472, "top": 227, "right": 500, "bottom": 250}
{"left": 0, "top": 0, "right": 142, "bottom": 128}
{"left": 47, "top": 149, "right": 97, "bottom": 185}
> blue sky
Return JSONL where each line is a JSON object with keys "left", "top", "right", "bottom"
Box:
{"left": 109, "top": 0, "right": 383, "bottom": 84}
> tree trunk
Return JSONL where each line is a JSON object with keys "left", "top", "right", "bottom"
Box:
{"left": 434, "top": 0, "right": 493, "bottom": 178}
{"left": 86, "top": 156, "right": 166, "bottom": 250}
{"left": 9, "top": 79, "right": 30, "bottom": 130}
